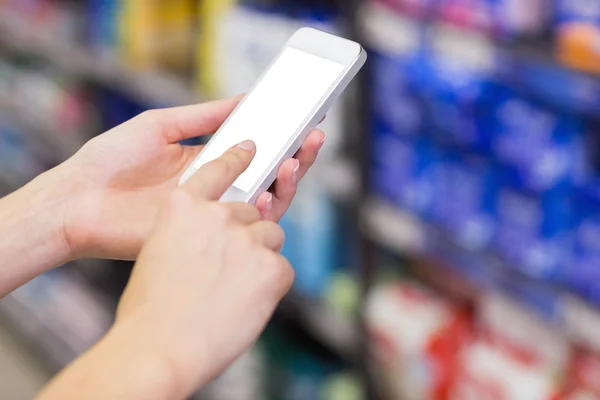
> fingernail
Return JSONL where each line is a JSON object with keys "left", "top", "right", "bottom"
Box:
{"left": 266, "top": 193, "right": 274, "bottom": 211}
{"left": 317, "top": 138, "right": 325, "bottom": 151}
{"left": 237, "top": 140, "right": 256, "bottom": 151}
{"left": 292, "top": 159, "right": 300, "bottom": 184}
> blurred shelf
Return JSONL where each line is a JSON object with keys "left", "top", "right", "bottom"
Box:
{"left": 360, "top": 198, "right": 426, "bottom": 255}
{"left": 0, "top": 165, "right": 27, "bottom": 195}
{"left": 498, "top": 41, "right": 600, "bottom": 120}
{"left": 361, "top": 197, "right": 600, "bottom": 355}
{"left": 279, "top": 291, "right": 359, "bottom": 363}
{"left": 0, "top": 8, "right": 364, "bottom": 383}
{"left": 315, "top": 157, "right": 359, "bottom": 202}
{"left": 0, "top": 94, "right": 85, "bottom": 161}
{"left": 0, "top": 268, "right": 113, "bottom": 375}
{"left": 0, "top": 12, "right": 200, "bottom": 107}
{"left": 361, "top": 2, "right": 600, "bottom": 120}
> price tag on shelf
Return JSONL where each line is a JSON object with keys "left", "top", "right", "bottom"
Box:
{"left": 428, "top": 23, "right": 496, "bottom": 74}
{"left": 362, "top": 199, "right": 427, "bottom": 255}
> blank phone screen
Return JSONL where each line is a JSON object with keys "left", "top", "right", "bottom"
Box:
{"left": 193, "top": 47, "right": 345, "bottom": 192}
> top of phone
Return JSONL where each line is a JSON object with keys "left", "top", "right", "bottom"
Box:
{"left": 287, "top": 27, "right": 365, "bottom": 67}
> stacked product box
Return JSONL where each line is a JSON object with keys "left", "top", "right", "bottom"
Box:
{"left": 368, "top": 0, "right": 600, "bottom": 291}
{"left": 366, "top": 273, "right": 576, "bottom": 400}
{"left": 86, "top": 0, "right": 197, "bottom": 73}
{"left": 367, "top": 3, "right": 600, "bottom": 397}
{"left": 568, "top": 188, "right": 600, "bottom": 305}
{"left": 449, "top": 291, "right": 568, "bottom": 400}
{"left": 489, "top": 94, "right": 586, "bottom": 282}
{"left": 366, "top": 279, "right": 472, "bottom": 400}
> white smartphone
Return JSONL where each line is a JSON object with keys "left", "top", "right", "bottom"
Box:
{"left": 178, "top": 27, "right": 367, "bottom": 203}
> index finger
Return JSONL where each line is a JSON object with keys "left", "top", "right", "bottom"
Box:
{"left": 183, "top": 140, "right": 256, "bottom": 200}
{"left": 155, "top": 95, "right": 245, "bottom": 143}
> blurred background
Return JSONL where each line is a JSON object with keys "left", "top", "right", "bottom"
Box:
{"left": 0, "top": 0, "right": 600, "bottom": 399}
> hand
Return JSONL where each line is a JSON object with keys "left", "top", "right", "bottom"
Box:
{"left": 59, "top": 96, "right": 325, "bottom": 260}
{"left": 115, "top": 141, "right": 293, "bottom": 397}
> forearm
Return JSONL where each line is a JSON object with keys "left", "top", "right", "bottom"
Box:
{"left": 37, "top": 319, "right": 184, "bottom": 400}
{"left": 0, "top": 168, "right": 73, "bottom": 295}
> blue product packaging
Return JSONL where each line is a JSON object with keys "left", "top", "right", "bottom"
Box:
{"left": 567, "top": 189, "right": 600, "bottom": 303}
{"left": 87, "top": 0, "right": 119, "bottom": 53}
{"left": 555, "top": 0, "right": 600, "bottom": 25}
{"left": 493, "top": 184, "right": 574, "bottom": 282}
{"left": 433, "top": 154, "right": 497, "bottom": 251}
{"left": 97, "top": 88, "right": 147, "bottom": 129}
{"left": 421, "top": 23, "right": 498, "bottom": 153}
{"left": 402, "top": 139, "right": 445, "bottom": 220}
{"left": 490, "top": 95, "right": 589, "bottom": 193}
{"left": 509, "top": 59, "right": 600, "bottom": 119}
{"left": 371, "top": 130, "right": 441, "bottom": 219}
{"left": 370, "top": 129, "right": 415, "bottom": 207}
{"left": 366, "top": 6, "right": 425, "bottom": 140}
{"left": 371, "top": 51, "right": 423, "bottom": 140}
{"left": 280, "top": 179, "right": 337, "bottom": 299}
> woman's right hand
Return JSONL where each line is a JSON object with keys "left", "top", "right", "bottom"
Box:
{"left": 113, "top": 140, "right": 294, "bottom": 397}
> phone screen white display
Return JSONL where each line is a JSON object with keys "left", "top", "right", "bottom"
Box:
{"left": 193, "top": 47, "right": 345, "bottom": 192}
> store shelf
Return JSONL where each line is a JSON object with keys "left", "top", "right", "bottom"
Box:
{"left": 360, "top": 198, "right": 426, "bottom": 256}
{"left": 361, "top": 197, "right": 600, "bottom": 355}
{"left": 360, "top": 1, "right": 600, "bottom": 120}
{"left": 0, "top": 12, "right": 200, "bottom": 107}
{"left": 498, "top": 41, "right": 600, "bottom": 119}
{"left": 315, "top": 157, "right": 359, "bottom": 202}
{"left": 279, "top": 291, "right": 359, "bottom": 363}
{"left": 0, "top": 94, "right": 85, "bottom": 161}
{"left": 0, "top": 268, "right": 113, "bottom": 374}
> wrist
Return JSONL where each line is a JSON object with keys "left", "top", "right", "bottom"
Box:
{"left": 46, "top": 159, "right": 104, "bottom": 261}
{"left": 28, "top": 166, "right": 77, "bottom": 262}
{"left": 0, "top": 166, "right": 76, "bottom": 293}
{"left": 103, "top": 317, "right": 189, "bottom": 400}
{"left": 38, "top": 317, "right": 187, "bottom": 400}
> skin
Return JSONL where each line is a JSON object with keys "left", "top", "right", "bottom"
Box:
{"left": 0, "top": 96, "right": 324, "bottom": 398}
{"left": 0, "top": 96, "right": 324, "bottom": 295}
{"left": 38, "top": 142, "right": 294, "bottom": 400}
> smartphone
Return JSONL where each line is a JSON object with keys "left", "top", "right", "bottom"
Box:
{"left": 179, "top": 27, "right": 367, "bottom": 203}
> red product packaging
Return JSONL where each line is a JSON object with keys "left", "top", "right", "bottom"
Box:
{"left": 449, "top": 293, "right": 568, "bottom": 400}
{"left": 563, "top": 348, "right": 600, "bottom": 400}
{"left": 366, "top": 281, "right": 472, "bottom": 400}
